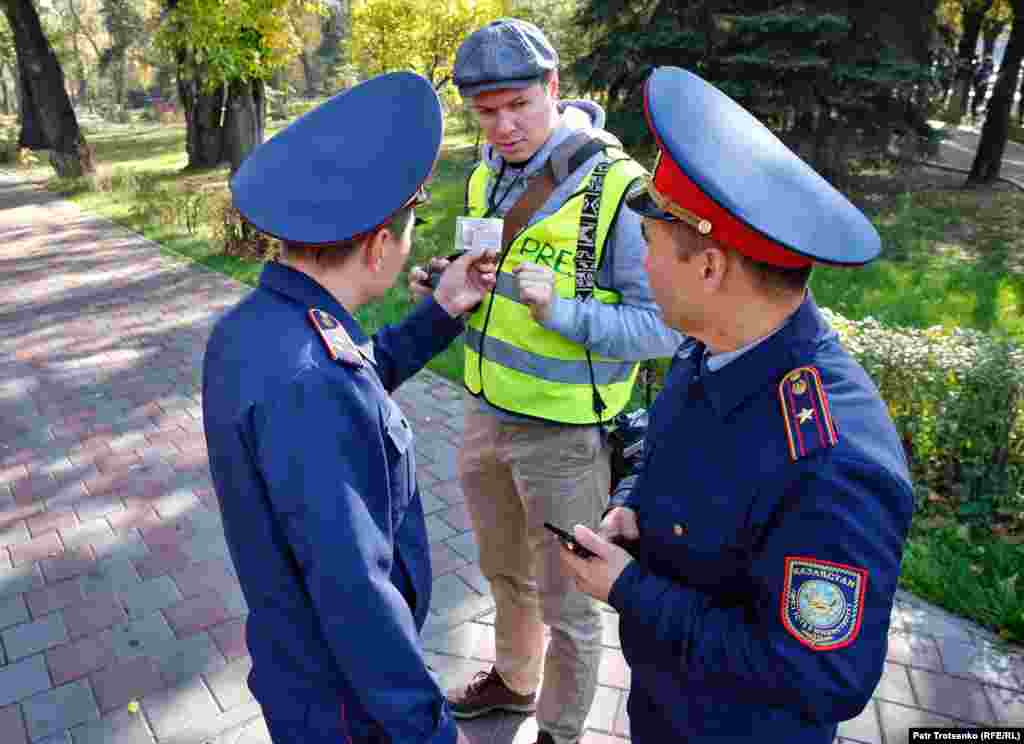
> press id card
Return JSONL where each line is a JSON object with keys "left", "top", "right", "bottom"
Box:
{"left": 456, "top": 217, "right": 503, "bottom": 256}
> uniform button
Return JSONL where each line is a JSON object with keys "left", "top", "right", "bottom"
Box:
{"left": 673, "top": 523, "right": 687, "bottom": 537}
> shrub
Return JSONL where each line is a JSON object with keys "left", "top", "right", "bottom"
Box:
{"left": 823, "top": 308, "right": 1024, "bottom": 521}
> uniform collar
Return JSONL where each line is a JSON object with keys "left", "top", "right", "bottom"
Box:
{"left": 698, "top": 292, "right": 831, "bottom": 419}
{"left": 258, "top": 261, "right": 371, "bottom": 348}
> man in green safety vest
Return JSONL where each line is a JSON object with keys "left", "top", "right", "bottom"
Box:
{"left": 410, "top": 18, "right": 683, "bottom": 744}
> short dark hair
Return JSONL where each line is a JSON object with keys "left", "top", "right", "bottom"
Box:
{"left": 281, "top": 205, "right": 414, "bottom": 267}
{"left": 736, "top": 252, "right": 813, "bottom": 295}
{"left": 664, "top": 221, "right": 812, "bottom": 294}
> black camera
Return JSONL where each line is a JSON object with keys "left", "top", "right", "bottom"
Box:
{"left": 607, "top": 407, "right": 648, "bottom": 494}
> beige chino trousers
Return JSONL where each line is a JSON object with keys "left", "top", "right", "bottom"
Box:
{"left": 457, "top": 395, "right": 610, "bottom": 744}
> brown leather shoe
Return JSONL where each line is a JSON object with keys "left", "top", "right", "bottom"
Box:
{"left": 446, "top": 667, "right": 537, "bottom": 719}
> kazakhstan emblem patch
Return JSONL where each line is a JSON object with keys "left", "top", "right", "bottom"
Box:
{"left": 781, "top": 557, "right": 867, "bottom": 651}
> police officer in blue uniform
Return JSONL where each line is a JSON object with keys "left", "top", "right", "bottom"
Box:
{"left": 202, "top": 72, "right": 496, "bottom": 744}
{"left": 558, "top": 67, "right": 914, "bottom": 743}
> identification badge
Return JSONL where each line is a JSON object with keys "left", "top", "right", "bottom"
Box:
{"left": 456, "top": 217, "right": 503, "bottom": 255}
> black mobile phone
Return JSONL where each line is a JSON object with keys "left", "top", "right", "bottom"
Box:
{"left": 544, "top": 522, "right": 599, "bottom": 560}
{"left": 425, "top": 251, "right": 468, "bottom": 289}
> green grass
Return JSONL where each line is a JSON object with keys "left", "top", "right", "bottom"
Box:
{"left": 900, "top": 521, "right": 1024, "bottom": 644}
{"left": 811, "top": 190, "right": 1024, "bottom": 342}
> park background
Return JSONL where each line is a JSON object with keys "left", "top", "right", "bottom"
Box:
{"left": 2, "top": 0, "right": 1023, "bottom": 647}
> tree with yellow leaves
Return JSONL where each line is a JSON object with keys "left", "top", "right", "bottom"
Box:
{"left": 350, "top": 0, "right": 508, "bottom": 92}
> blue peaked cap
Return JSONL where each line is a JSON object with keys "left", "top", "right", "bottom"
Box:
{"left": 230, "top": 71, "right": 443, "bottom": 246}
{"left": 627, "top": 67, "right": 881, "bottom": 267}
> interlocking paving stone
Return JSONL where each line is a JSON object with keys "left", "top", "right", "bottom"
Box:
{"left": 78, "top": 558, "right": 140, "bottom": 598}
{"left": 584, "top": 685, "right": 622, "bottom": 733}
{"left": 422, "top": 651, "right": 491, "bottom": 692}
{"left": 40, "top": 548, "right": 97, "bottom": 585}
{"left": 68, "top": 707, "right": 156, "bottom": 744}
{"left": 90, "top": 656, "right": 167, "bottom": 713}
{"left": 46, "top": 634, "right": 118, "bottom": 686}
{"left": 876, "top": 700, "right": 969, "bottom": 742}
{"left": 157, "top": 700, "right": 263, "bottom": 744}
{"left": 118, "top": 576, "right": 182, "bottom": 620}
{"left": 430, "top": 574, "right": 483, "bottom": 615}
{"left": 836, "top": 699, "right": 881, "bottom": 743}
{"left": 206, "top": 656, "right": 254, "bottom": 711}
{"left": 10, "top": 533, "right": 63, "bottom": 565}
{"left": 208, "top": 619, "right": 247, "bottom": 661}
{"left": 221, "top": 588, "right": 249, "bottom": 620}
{"left": 21, "top": 680, "right": 100, "bottom": 741}
{"left": 423, "top": 621, "right": 496, "bottom": 662}
{"left": 75, "top": 496, "right": 125, "bottom": 524}
{"left": 0, "top": 702, "right": 30, "bottom": 744}
{"left": 0, "top": 654, "right": 51, "bottom": 707}
{"left": 446, "top": 531, "right": 480, "bottom": 563}
{"left": 157, "top": 632, "right": 227, "bottom": 688}
{"left": 104, "top": 612, "right": 177, "bottom": 662}
{"left": 425, "top": 514, "right": 457, "bottom": 544}
{"left": 873, "top": 661, "right": 916, "bottom": 705}
{"left": 141, "top": 678, "right": 221, "bottom": 740}
{"left": 132, "top": 545, "right": 191, "bottom": 580}
{"left": 26, "top": 510, "right": 78, "bottom": 538}
{"left": 62, "top": 593, "right": 128, "bottom": 640}
{"left": 598, "top": 648, "right": 631, "bottom": 690}
{"left": 455, "top": 564, "right": 490, "bottom": 596}
{"left": 171, "top": 559, "right": 236, "bottom": 599}
{"left": 908, "top": 667, "right": 998, "bottom": 723}
{"left": 939, "top": 638, "right": 1024, "bottom": 691}
{"left": 2, "top": 611, "right": 68, "bottom": 661}
{"left": 984, "top": 684, "right": 1024, "bottom": 724}
{"left": 0, "top": 594, "right": 30, "bottom": 629}
{"left": 885, "top": 631, "right": 943, "bottom": 672}
{"left": 89, "top": 532, "right": 148, "bottom": 563}
{"left": 164, "top": 591, "right": 231, "bottom": 638}
{"left": 58, "top": 520, "right": 113, "bottom": 552}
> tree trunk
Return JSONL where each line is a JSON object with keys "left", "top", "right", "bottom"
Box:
{"left": 1016, "top": 61, "right": 1024, "bottom": 123}
{"left": 967, "top": 2, "right": 1024, "bottom": 186}
{"left": 177, "top": 65, "right": 226, "bottom": 170}
{"left": 982, "top": 24, "right": 1004, "bottom": 59}
{"left": 223, "top": 77, "right": 265, "bottom": 175}
{"left": 0, "top": 63, "right": 9, "bottom": 114}
{"left": 2, "top": 0, "right": 95, "bottom": 177}
{"left": 299, "top": 51, "right": 318, "bottom": 97}
{"left": 956, "top": 4, "right": 992, "bottom": 118}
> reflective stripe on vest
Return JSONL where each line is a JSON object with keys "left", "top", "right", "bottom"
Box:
{"left": 463, "top": 152, "right": 647, "bottom": 424}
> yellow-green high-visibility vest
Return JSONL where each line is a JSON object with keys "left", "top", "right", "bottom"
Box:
{"left": 463, "top": 150, "right": 647, "bottom": 424}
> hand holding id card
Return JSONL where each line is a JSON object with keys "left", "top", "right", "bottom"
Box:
{"left": 456, "top": 217, "right": 503, "bottom": 256}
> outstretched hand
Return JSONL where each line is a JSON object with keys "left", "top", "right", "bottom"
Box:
{"left": 433, "top": 250, "right": 498, "bottom": 317}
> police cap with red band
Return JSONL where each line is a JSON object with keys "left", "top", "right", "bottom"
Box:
{"left": 230, "top": 71, "right": 442, "bottom": 246}
{"left": 627, "top": 67, "right": 880, "bottom": 268}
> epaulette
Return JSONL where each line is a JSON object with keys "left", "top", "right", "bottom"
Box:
{"left": 308, "top": 309, "right": 364, "bottom": 368}
{"left": 778, "top": 366, "right": 838, "bottom": 461}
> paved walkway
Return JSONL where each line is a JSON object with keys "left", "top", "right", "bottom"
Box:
{"left": 0, "top": 171, "right": 1021, "bottom": 744}
{"left": 932, "top": 122, "right": 1024, "bottom": 189}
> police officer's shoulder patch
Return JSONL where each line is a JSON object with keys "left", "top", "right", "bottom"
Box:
{"left": 308, "top": 308, "right": 363, "bottom": 368}
{"left": 781, "top": 556, "right": 868, "bottom": 651}
{"left": 778, "top": 366, "right": 838, "bottom": 461}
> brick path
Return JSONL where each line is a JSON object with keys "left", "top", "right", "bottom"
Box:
{"left": 0, "top": 171, "right": 1021, "bottom": 743}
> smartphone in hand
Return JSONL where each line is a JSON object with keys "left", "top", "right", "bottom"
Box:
{"left": 544, "top": 522, "right": 599, "bottom": 560}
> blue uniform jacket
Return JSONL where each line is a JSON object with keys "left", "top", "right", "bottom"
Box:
{"left": 202, "top": 262, "right": 462, "bottom": 743}
{"left": 607, "top": 294, "right": 914, "bottom": 743}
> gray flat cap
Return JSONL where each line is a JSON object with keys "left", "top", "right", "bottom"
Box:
{"left": 453, "top": 18, "right": 558, "bottom": 98}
